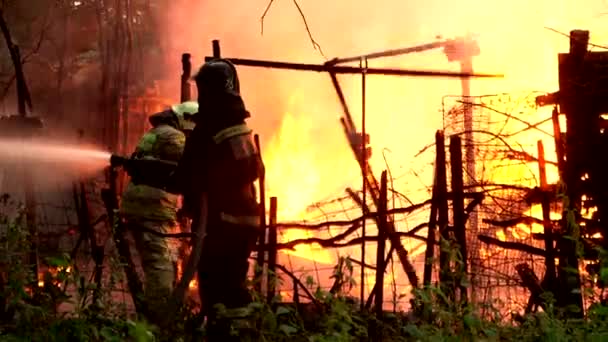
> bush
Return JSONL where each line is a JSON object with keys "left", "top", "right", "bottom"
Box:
{"left": 2, "top": 202, "right": 608, "bottom": 341}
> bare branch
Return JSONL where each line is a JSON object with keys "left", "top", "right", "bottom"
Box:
{"left": 457, "top": 100, "right": 553, "bottom": 137}
{"left": 544, "top": 26, "right": 608, "bottom": 50}
{"left": 259, "top": 0, "right": 325, "bottom": 58}
{"left": 260, "top": 0, "right": 274, "bottom": 35}
{"left": 274, "top": 222, "right": 429, "bottom": 251}
{"left": 274, "top": 263, "right": 322, "bottom": 308}
{"left": 478, "top": 234, "right": 547, "bottom": 257}
{"left": 292, "top": 0, "right": 326, "bottom": 59}
{"left": 483, "top": 216, "right": 545, "bottom": 228}
{"left": 277, "top": 199, "right": 432, "bottom": 230}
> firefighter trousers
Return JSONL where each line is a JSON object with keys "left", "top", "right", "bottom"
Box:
{"left": 197, "top": 221, "right": 259, "bottom": 340}
{"left": 125, "top": 217, "right": 178, "bottom": 324}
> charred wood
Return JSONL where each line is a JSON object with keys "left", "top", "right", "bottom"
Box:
{"left": 478, "top": 235, "right": 547, "bottom": 257}
{"left": 204, "top": 56, "right": 502, "bottom": 79}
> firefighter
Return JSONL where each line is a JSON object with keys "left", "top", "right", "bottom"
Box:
{"left": 175, "top": 59, "right": 262, "bottom": 340}
{"left": 117, "top": 100, "right": 198, "bottom": 325}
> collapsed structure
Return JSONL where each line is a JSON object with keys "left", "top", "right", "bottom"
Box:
{"left": 4, "top": 24, "right": 608, "bottom": 323}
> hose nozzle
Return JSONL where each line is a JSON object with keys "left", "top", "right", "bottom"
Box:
{"left": 110, "top": 154, "right": 129, "bottom": 168}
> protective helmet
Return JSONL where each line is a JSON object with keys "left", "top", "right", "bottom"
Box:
{"left": 193, "top": 59, "right": 240, "bottom": 96}
{"left": 171, "top": 101, "right": 199, "bottom": 131}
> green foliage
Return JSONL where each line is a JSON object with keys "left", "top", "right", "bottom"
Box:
{"left": 6, "top": 200, "right": 608, "bottom": 341}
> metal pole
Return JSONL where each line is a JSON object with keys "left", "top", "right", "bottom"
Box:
{"left": 360, "top": 57, "right": 367, "bottom": 310}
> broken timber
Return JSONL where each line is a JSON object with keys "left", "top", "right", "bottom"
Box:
{"left": 204, "top": 40, "right": 503, "bottom": 291}
{"left": 205, "top": 56, "right": 502, "bottom": 79}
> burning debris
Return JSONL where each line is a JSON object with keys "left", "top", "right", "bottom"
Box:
{"left": 4, "top": 0, "right": 608, "bottom": 337}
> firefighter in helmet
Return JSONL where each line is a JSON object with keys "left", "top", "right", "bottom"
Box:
{"left": 175, "top": 59, "right": 262, "bottom": 340}
{"left": 116, "top": 100, "right": 198, "bottom": 325}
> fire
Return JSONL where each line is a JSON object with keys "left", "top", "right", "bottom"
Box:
{"left": 264, "top": 110, "right": 322, "bottom": 221}
{"left": 163, "top": 0, "right": 608, "bottom": 308}
{"left": 496, "top": 230, "right": 507, "bottom": 242}
{"left": 37, "top": 266, "right": 72, "bottom": 287}
{"left": 264, "top": 95, "right": 347, "bottom": 265}
{"left": 176, "top": 262, "right": 199, "bottom": 290}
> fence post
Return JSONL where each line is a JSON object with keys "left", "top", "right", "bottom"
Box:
{"left": 254, "top": 135, "right": 267, "bottom": 296}
{"left": 212, "top": 40, "right": 221, "bottom": 58}
{"left": 180, "top": 53, "right": 192, "bottom": 102}
{"left": 449, "top": 135, "right": 468, "bottom": 304}
{"left": 437, "top": 132, "right": 451, "bottom": 301}
{"left": 374, "top": 171, "right": 388, "bottom": 318}
{"left": 267, "top": 197, "right": 278, "bottom": 304}
{"left": 424, "top": 131, "right": 444, "bottom": 286}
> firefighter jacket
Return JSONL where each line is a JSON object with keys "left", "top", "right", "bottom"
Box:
{"left": 119, "top": 111, "right": 186, "bottom": 222}
{"left": 176, "top": 93, "right": 262, "bottom": 228}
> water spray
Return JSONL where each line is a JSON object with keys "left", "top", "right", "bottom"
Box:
{"left": 0, "top": 138, "right": 111, "bottom": 169}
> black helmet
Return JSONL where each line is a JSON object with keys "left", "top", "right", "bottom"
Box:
{"left": 194, "top": 59, "right": 240, "bottom": 96}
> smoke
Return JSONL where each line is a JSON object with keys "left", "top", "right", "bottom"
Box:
{"left": 162, "top": 0, "right": 608, "bottom": 211}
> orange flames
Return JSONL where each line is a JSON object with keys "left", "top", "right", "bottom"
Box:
{"left": 175, "top": 252, "right": 199, "bottom": 291}
{"left": 161, "top": 0, "right": 608, "bottom": 308}
{"left": 37, "top": 266, "right": 72, "bottom": 288}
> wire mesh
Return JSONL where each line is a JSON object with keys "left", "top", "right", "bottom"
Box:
{"left": 0, "top": 90, "right": 566, "bottom": 318}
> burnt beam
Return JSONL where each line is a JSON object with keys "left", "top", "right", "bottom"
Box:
{"left": 203, "top": 56, "right": 503, "bottom": 79}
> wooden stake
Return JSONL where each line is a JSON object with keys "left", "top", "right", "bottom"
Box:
{"left": 374, "top": 171, "right": 388, "bottom": 318}
{"left": 450, "top": 136, "right": 468, "bottom": 304}
{"left": 254, "top": 134, "right": 267, "bottom": 295}
{"left": 267, "top": 197, "right": 278, "bottom": 304}
{"left": 423, "top": 131, "right": 442, "bottom": 286}
{"left": 180, "top": 53, "right": 192, "bottom": 102}
{"left": 212, "top": 40, "right": 221, "bottom": 58}
{"left": 437, "top": 132, "right": 451, "bottom": 300}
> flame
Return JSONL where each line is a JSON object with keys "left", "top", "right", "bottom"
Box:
{"left": 496, "top": 230, "right": 507, "bottom": 242}
{"left": 176, "top": 260, "right": 200, "bottom": 290}
{"left": 162, "top": 0, "right": 608, "bottom": 308}
{"left": 265, "top": 110, "right": 322, "bottom": 220}
{"left": 264, "top": 96, "right": 343, "bottom": 265}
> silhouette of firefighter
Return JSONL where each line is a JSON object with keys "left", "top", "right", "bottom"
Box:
{"left": 112, "top": 101, "right": 198, "bottom": 325}
{"left": 175, "top": 59, "right": 263, "bottom": 340}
